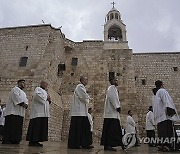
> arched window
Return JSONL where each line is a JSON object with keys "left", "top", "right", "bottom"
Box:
{"left": 108, "top": 25, "right": 122, "bottom": 41}
{"left": 71, "top": 58, "right": 78, "bottom": 66}
{"left": 109, "top": 72, "right": 115, "bottom": 81}
{"left": 58, "top": 63, "right": 66, "bottom": 77}
{"left": 110, "top": 13, "right": 114, "bottom": 19}
{"left": 115, "top": 13, "right": 118, "bottom": 19}
{"left": 19, "top": 57, "right": 28, "bottom": 67}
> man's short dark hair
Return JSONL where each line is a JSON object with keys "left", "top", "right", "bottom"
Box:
{"left": 128, "top": 110, "right": 131, "bottom": 115}
{"left": 17, "top": 79, "right": 25, "bottom": 84}
{"left": 148, "top": 106, "right": 152, "bottom": 111}
{"left": 155, "top": 80, "right": 163, "bottom": 88}
{"left": 109, "top": 77, "right": 115, "bottom": 82}
{"left": 152, "top": 88, "right": 158, "bottom": 95}
{"left": 88, "top": 107, "right": 92, "bottom": 111}
{"left": 109, "top": 77, "right": 117, "bottom": 85}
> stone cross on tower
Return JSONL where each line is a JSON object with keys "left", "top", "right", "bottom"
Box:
{"left": 104, "top": 1, "right": 128, "bottom": 48}
{"left": 111, "top": 2, "right": 115, "bottom": 8}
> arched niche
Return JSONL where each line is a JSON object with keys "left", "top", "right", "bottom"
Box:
{"left": 108, "top": 25, "right": 122, "bottom": 41}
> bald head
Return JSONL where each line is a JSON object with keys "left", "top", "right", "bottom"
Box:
{"left": 40, "top": 81, "right": 48, "bottom": 90}
{"left": 80, "top": 76, "right": 88, "bottom": 86}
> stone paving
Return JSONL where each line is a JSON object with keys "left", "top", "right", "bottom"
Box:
{"left": 0, "top": 141, "right": 180, "bottom": 154}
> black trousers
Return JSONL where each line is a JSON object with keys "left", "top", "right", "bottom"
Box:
{"left": 68, "top": 116, "right": 92, "bottom": 149}
{"left": 157, "top": 120, "right": 179, "bottom": 150}
{"left": 3, "top": 115, "right": 23, "bottom": 143}
{"left": 26, "top": 117, "right": 48, "bottom": 142}
{"left": 100, "top": 118, "right": 123, "bottom": 147}
{"left": 0, "top": 125, "right": 4, "bottom": 136}
{"left": 146, "top": 130, "right": 155, "bottom": 146}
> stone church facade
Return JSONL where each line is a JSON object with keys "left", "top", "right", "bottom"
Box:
{"left": 0, "top": 6, "right": 180, "bottom": 142}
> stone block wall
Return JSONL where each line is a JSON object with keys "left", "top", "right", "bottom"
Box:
{"left": 61, "top": 109, "right": 71, "bottom": 141}
{"left": 0, "top": 25, "right": 52, "bottom": 77}
{"left": 133, "top": 52, "right": 180, "bottom": 136}
{"left": 48, "top": 103, "right": 63, "bottom": 141}
{"left": 60, "top": 40, "right": 138, "bottom": 141}
{"left": 0, "top": 25, "right": 65, "bottom": 141}
{"left": 1, "top": 24, "right": 180, "bottom": 142}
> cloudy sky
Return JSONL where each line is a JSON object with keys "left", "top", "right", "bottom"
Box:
{"left": 0, "top": 0, "right": 180, "bottom": 53}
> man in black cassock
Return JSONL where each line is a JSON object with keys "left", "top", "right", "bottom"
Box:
{"left": 153, "top": 80, "right": 180, "bottom": 151}
{"left": 68, "top": 76, "right": 93, "bottom": 149}
{"left": 26, "top": 81, "right": 51, "bottom": 147}
{"left": 100, "top": 78, "right": 124, "bottom": 151}
{"left": 2, "top": 79, "right": 28, "bottom": 144}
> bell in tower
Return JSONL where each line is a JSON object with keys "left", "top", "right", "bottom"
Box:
{"left": 104, "top": 2, "right": 129, "bottom": 49}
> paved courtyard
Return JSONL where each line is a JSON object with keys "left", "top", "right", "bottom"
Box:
{"left": 0, "top": 141, "right": 180, "bottom": 154}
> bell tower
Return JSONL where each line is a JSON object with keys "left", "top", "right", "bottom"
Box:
{"left": 104, "top": 2, "right": 129, "bottom": 49}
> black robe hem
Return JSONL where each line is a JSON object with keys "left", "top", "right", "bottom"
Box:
{"left": 100, "top": 118, "right": 123, "bottom": 147}
{"left": 26, "top": 117, "right": 48, "bottom": 142}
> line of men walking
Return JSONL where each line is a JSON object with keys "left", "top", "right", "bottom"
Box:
{"left": 1, "top": 80, "right": 51, "bottom": 147}
{"left": 68, "top": 76, "right": 125, "bottom": 151}
{"left": 145, "top": 80, "right": 180, "bottom": 152}
{"left": 1, "top": 77, "right": 180, "bottom": 152}
{"left": 68, "top": 77, "right": 180, "bottom": 152}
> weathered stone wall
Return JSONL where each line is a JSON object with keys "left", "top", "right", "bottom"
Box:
{"left": 1, "top": 24, "right": 180, "bottom": 143}
{"left": 133, "top": 52, "right": 180, "bottom": 136}
{"left": 60, "top": 40, "right": 138, "bottom": 142}
{"left": 0, "top": 25, "right": 65, "bottom": 141}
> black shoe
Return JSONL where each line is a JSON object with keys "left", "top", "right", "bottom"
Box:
{"left": 174, "top": 148, "right": 180, "bottom": 151}
{"left": 37, "top": 142, "right": 43, "bottom": 147}
{"left": 149, "top": 144, "right": 156, "bottom": 147}
{"left": 11, "top": 141, "right": 20, "bottom": 145}
{"left": 29, "top": 142, "right": 43, "bottom": 147}
{"left": 68, "top": 146, "right": 81, "bottom": 149}
{"left": 82, "top": 145, "right": 94, "bottom": 149}
{"left": 122, "top": 145, "right": 126, "bottom": 150}
{"left": 104, "top": 146, "right": 117, "bottom": 151}
{"left": 2, "top": 141, "right": 12, "bottom": 144}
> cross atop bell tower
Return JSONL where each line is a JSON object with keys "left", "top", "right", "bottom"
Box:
{"left": 111, "top": 2, "right": 115, "bottom": 8}
{"left": 103, "top": 3, "right": 129, "bottom": 49}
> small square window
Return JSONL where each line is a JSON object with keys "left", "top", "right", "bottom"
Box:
{"left": 116, "top": 73, "right": 120, "bottom": 76}
{"left": 19, "top": 57, "right": 28, "bottom": 67}
{"left": 109, "top": 72, "right": 115, "bottom": 81}
{"left": 58, "top": 64, "right": 66, "bottom": 77}
{"left": 71, "top": 58, "right": 78, "bottom": 66}
{"left": 173, "top": 67, "right": 178, "bottom": 71}
{"left": 58, "top": 64, "right": 66, "bottom": 71}
{"left": 142, "top": 79, "right": 146, "bottom": 85}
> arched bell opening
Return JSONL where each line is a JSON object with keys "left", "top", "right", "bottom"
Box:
{"left": 108, "top": 25, "right": 122, "bottom": 41}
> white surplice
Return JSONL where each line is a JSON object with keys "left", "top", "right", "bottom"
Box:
{"left": 70, "top": 83, "right": 90, "bottom": 117}
{"left": 87, "top": 113, "right": 93, "bottom": 132}
{"left": 126, "top": 115, "right": 136, "bottom": 133}
{"left": 4, "top": 86, "right": 28, "bottom": 117}
{"left": 103, "top": 85, "right": 121, "bottom": 119}
{"left": 30, "top": 87, "right": 50, "bottom": 119}
{"left": 153, "top": 88, "right": 179, "bottom": 125}
{"left": 146, "top": 111, "right": 155, "bottom": 130}
{"left": 0, "top": 107, "right": 5, "bottom": 126}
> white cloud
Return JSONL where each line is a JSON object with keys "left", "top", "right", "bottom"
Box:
{"left": 0, "top": 0, "right": 180, "bottom": 52}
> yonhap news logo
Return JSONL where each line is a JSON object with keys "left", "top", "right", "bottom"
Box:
{"left": 139, "top": 137, "right": 180, "bottom": 144}
{"left": 122, "top": 133, "right": 136, "bottom": 149}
